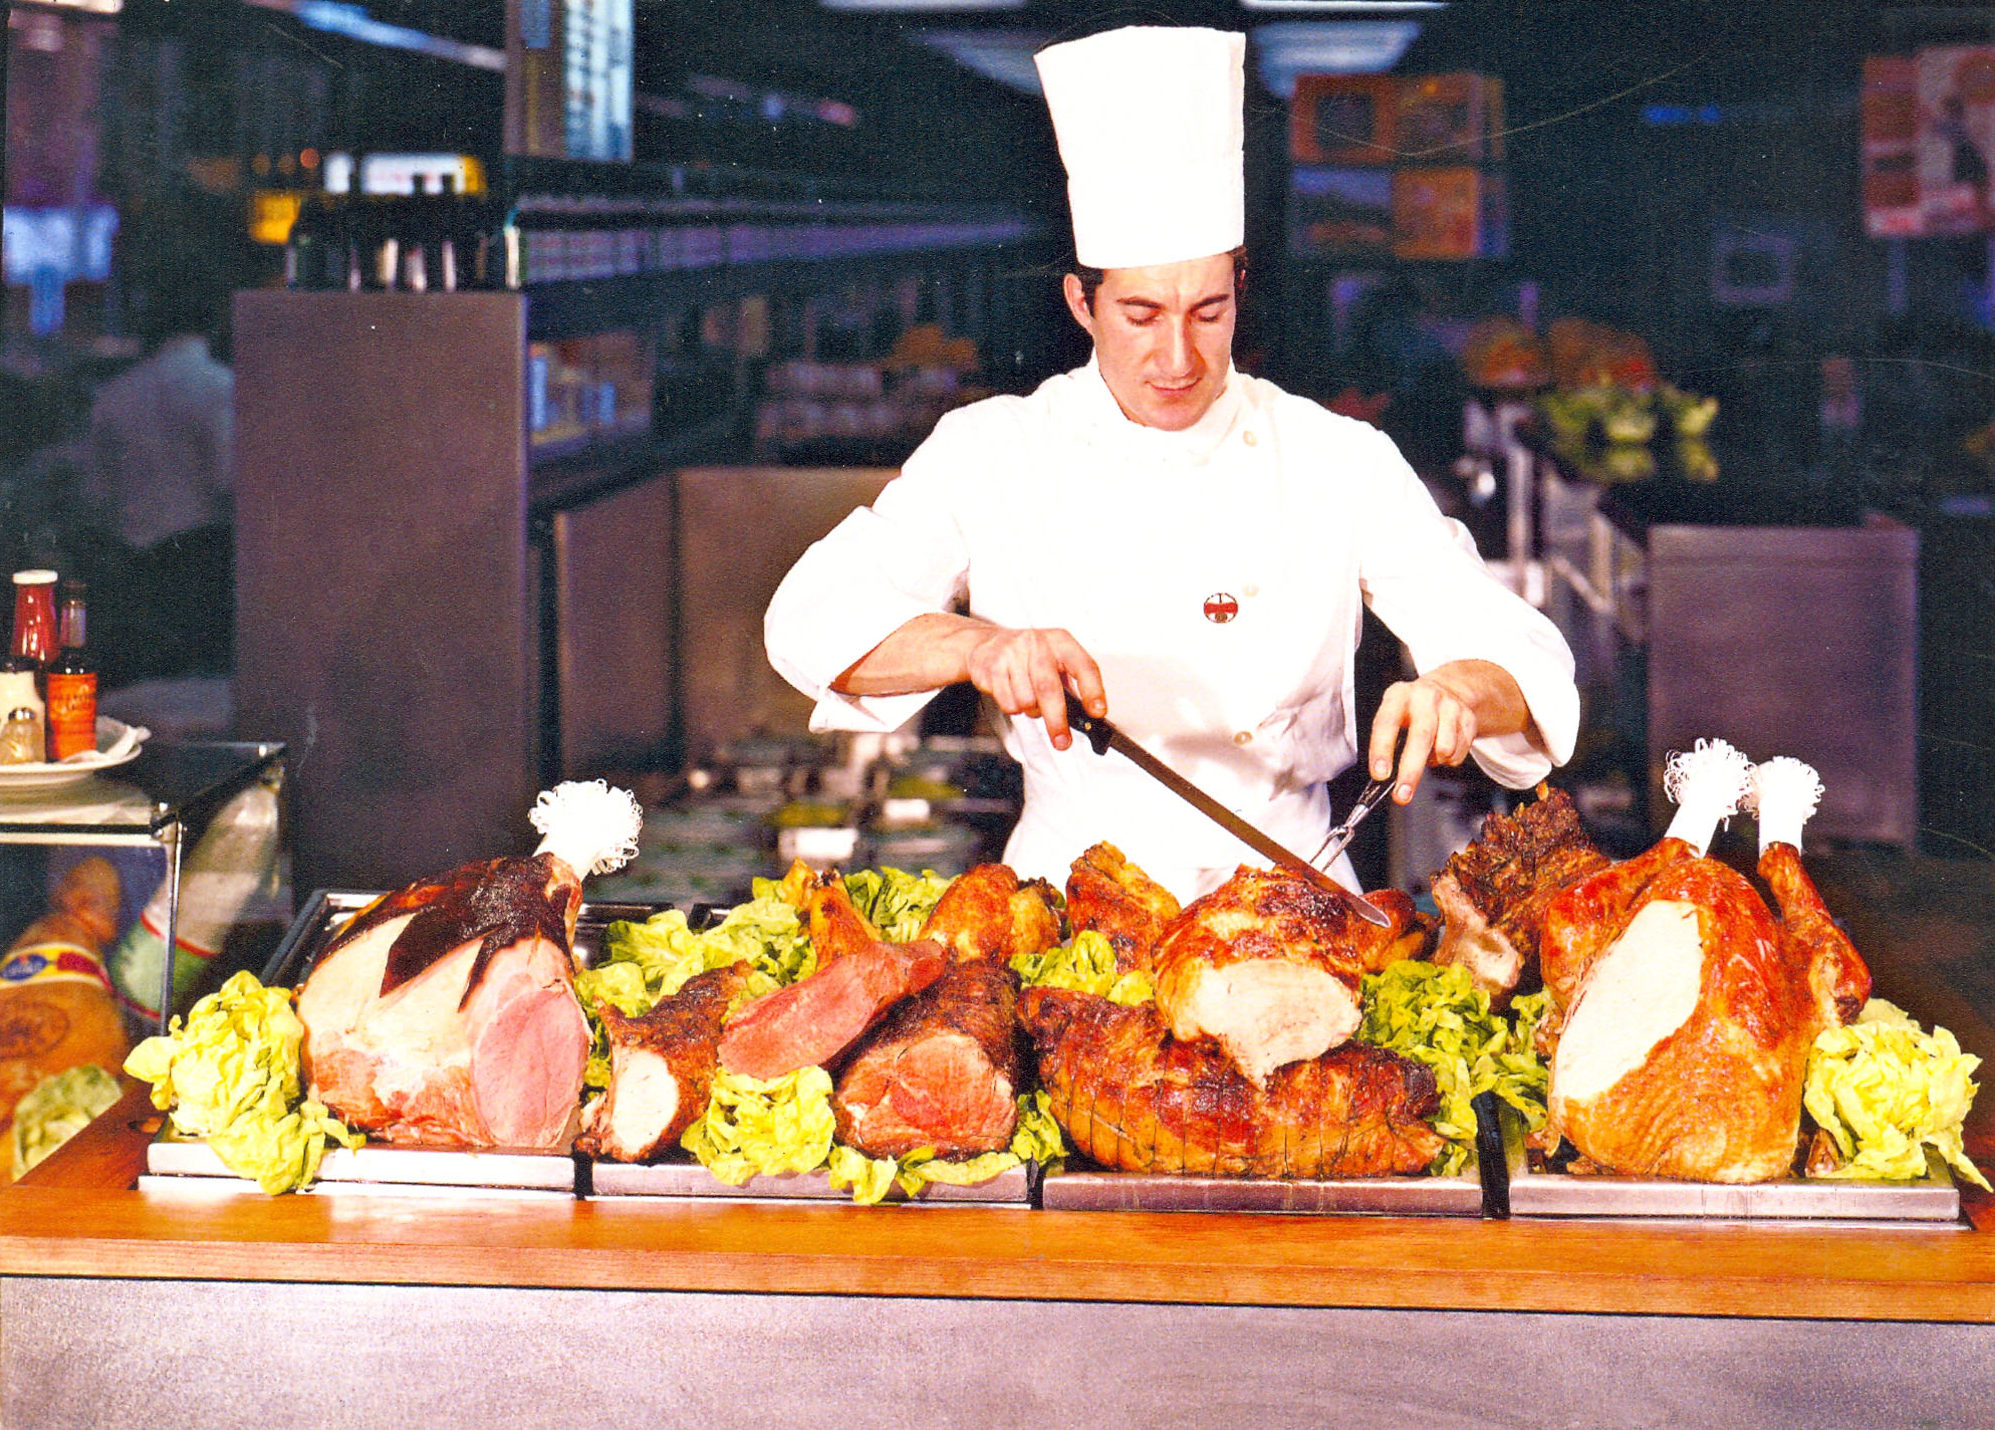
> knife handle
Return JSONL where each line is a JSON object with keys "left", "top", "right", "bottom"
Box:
{"left": 1062, "top": 691, "right": 1113, "bottom": 756}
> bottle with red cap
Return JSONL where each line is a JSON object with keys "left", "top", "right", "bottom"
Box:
{"left": 0, "top": 571, "right": 56, "bottom": 765}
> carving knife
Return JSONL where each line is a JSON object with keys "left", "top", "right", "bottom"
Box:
{"left": 1062, "top": 693, "right": 1392, "bottom": 928}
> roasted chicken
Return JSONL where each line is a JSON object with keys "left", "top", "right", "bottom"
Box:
{"left": 917, "top": 863, "right": 1061, "bottom": 965}
{"left": 1065, "top": 841, "right": 1181, "bottom": 971}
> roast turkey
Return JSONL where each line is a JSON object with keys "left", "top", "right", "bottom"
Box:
{"left": 1541, "top": 746, "right": 1868, "bottom": 1182}
{"left": 1150, "top": 866, "right": 1426, "bottom": 1086}
{"left": 298, "top": 782, "right": 641, "bottom": 1151}
{"left": 1021, "top": 986, "right": 1444, "bottom": 1178}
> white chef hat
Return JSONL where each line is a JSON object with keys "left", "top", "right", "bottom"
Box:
{"left": 1035, "top": 26, "right": 1246, "bottom": 270}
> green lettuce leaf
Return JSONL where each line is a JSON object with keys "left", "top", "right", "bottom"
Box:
{"left": 1805, "top": 998, "right": 1989, "bottom": 1190}
{"left": 680, "top": 1066, "right": 837, "bottom": 1185}
{"left": 1357, "top": 962, "right": 1550, "bottom": 1177}
{"left": 1010, "top": 929, "right": 1154, "bottom": 1006}
{"left": 9, "top": 1064, "right": 122, "bottom": 1180}
{"left": 839, "top": 867, "right": 953, "bottom": 943}
{"left": 123, "top": 970, "right": 362, "bottom": 1194}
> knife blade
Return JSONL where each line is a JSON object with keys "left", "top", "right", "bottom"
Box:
{"left": 1061, "top": 694, "right": 1393, "bottom": 928}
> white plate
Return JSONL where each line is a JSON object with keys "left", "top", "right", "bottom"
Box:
{"left": 0, "top": 717, "right": 144, "bottom": 794}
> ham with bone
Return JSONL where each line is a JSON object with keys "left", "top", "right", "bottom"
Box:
{"left": 1541, "top": 743, "right": 1869, "bottom": 1182}
{"left": 298, "top": 782, "right": 643, "bottom": 1151}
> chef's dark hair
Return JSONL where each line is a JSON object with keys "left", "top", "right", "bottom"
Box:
{"left": 1073, "top": 246, "right": 1248, "bottom": 313}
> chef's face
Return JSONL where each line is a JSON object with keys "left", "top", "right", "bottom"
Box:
{"left": 1064, "top": 252, "right": 1236, "bottom": 432}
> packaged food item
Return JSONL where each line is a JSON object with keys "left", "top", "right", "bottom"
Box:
{"left": 110, "top": 781, "right": 282, "bottom": 1026}
{"left": 0, "top": 858, "right": 128, "bottom": 1179}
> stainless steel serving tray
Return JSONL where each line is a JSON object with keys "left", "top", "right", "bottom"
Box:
{"left": 585, "top": 1158, "right": 1036, "bottom": 1206}
{"left": 1500, "top": 1114, "right": 1965, "bottom": 1225}
{"left": 141, "top": 1134, "right": 578, "bottom": 1200}
{"left": 1038, "top": 1167, "right": 1481, "bottom": 1215}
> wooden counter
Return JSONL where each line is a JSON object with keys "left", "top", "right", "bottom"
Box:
{"left": 4, "top": 1085, "right": 1995, "bottom": 1430}
{"left": 2, "top": 1084, "right": 1993, "bottom": 1320}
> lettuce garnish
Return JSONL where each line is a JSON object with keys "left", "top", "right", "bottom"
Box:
{"left": 838, "top": 866, "right": 952, "bottom": 942}
{"left": 1009, "top": 929, "right": 1154, "bottom": 1006}
{"left": 124, "top": 970, "right": 361, "bottom": 1194}
{"left": 1357, "top": 960, "right": 1550, "bottom": 1176}
{"left": 1805, "top": 998, "right": 1989, "bottom": 1190}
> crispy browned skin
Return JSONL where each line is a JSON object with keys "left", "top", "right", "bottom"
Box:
{"left": 1152, "top": 866, "right": 1426, "bottom": 1009}
{"left": 1019, "top": 987, "right": 1445, "bottom": 1178}
{"left": 1541, "top": 840, "right": 1857, "bottom": 1182}
{"left": 1759, "top": 842, "right": 1872, "bottom": 1026}
{"left": 1431, "top": 786, "right": 1610, "bottom": 1000}
{"left": 1065, "top": 842, "right": 1182, "bottom": 972}
{"left": 917, "top": 863, "right": 1060, "bottom": 965}
{"left": 833, "top": 959, "right": 1022, "bottom": 1159}
{"left": 576, "top": 962, "right": 748, "bottom": 1161}
{"left": 324, "top": 853, "right": 578, "bottom": 1008}
{"left": 806, "top": 879, "right": 884, "bottom": 968}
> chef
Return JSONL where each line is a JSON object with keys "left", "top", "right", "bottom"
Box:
{"left": 765, "top": 25, "right": 1577, "bottom": 901}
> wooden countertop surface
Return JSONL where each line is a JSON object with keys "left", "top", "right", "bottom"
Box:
{"left": 2, "top": 1080, "right": 1990, "bottom": 1323}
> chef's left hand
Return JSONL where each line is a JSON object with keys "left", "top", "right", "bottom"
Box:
{"left": 1368, "top": 660, "right": 1530, "bottom": 805}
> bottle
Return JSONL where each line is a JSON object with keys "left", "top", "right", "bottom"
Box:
{"left": 110, "top": 779, "right": 282, "bottom": 1028}
{"left": 45, "top": 580, "right": 96, "bottom": 761}
{"left": 0, "top": 572, "right": 56, "bottom": 766}
{"left": 10, "top": 570, "right": 56, "bottom": 668}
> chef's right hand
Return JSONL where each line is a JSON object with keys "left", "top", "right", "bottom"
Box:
{"left": 963, "top": 625, "right": 1106, "bottom": 751}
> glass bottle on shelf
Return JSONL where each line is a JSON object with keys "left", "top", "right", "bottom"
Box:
{"left": 45, "top": 579, "right": 97, "bottom": 761}
{"left": 0, "top": 571, "right": 55, "bottom": 765}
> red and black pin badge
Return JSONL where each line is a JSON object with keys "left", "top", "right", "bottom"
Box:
{"left": 1203, "top": 592, "right": 1239, "bottom": 624}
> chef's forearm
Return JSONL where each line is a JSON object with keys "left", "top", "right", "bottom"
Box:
{"left": 831, "top": 612, "right": 992, "bottom": 696}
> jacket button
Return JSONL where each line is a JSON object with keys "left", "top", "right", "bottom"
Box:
{"left": 1234, "top": 730, "right": 1253, "bottom": 746}
{"left": 1243, "top": 430, "right": 1259, "bottom": 446}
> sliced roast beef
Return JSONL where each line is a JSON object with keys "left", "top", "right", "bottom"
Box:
{"left": 832, "top": 958, "right": 1021, "bottom": 1160}
{"left": 716, "top": 937, "right": 947, "bottom": 1081}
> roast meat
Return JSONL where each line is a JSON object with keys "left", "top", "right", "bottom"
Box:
{"left": 716, "top": 936, "right": 947, "bottom": 1081}
{"left": 1429, "top": 786, "right": 1610, "bottom": 1003}
{"left": 833, "top": 958, "right": 1022, "bottom": 1159}
{"left": 576, "top": 962, "right": 748, "bottom": 1162}
{"left": 298, "top": 781, "right": 641, "bottom": 1152}
{"left": 1150, "top": 866, "right": 1426, "bottom": 1085}
{"left": 298, "top": 854, "right": 591, "bottom": 1150}
{"left": 1021, "top": 986, "right": 1444, "bottom": 1179}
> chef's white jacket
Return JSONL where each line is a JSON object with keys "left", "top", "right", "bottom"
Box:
{"left": 765, "top": 357, "right": 1578, "bottom": 901}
